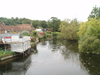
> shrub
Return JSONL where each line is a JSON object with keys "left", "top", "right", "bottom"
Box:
{"left": 20, "top": 30, "right": 30, "bottom": 36}
{"left": 78, "top": 19, "right": 100, "bottom": 54}
{"left": 79, "top": 36, "right": 100, "bottom": 54}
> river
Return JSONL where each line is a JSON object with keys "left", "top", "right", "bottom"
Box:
{"left": 0, "top": 40, "right": 100, "bottom": 75}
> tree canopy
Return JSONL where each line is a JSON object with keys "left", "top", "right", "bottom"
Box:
{"left": 0, "top": 17, "right": 31, "bottom": 25}
{"left": 47, "top": 17, "right": 61, "bottom": 32}
{"left": 88, "top": 6, "right": 100, "bottom": 20}
{"left": 32, "top": 20, "right": 47, "bottom": 28}
{"left": 0, "top": 17, "right": 48, "bottom": 28}
{"left": 59, "top": 18, "right": 79, "bottom": 40}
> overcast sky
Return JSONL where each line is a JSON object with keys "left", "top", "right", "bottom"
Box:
{"left": 0, "top": 0, "right": 100, "bottom": 21}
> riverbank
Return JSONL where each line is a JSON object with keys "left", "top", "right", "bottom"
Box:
{"left": 0, "top": 50, "right": 15, "bottom": 60}
{"left": 0, "top": 49, "right": 33, "bottom": 61}
{"left": 0, "top": 53, "right": 18, "bottom": 61}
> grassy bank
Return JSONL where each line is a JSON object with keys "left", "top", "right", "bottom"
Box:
{"left": 0, "top": 50, "right": 15, "bottom": 57}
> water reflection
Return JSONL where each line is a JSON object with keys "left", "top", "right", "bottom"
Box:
{"left": 0, "top": 39, "right": 100, "bottom": 75}
{"left": 39, "top": 40, "right": 100, "bottom": 75}
{"left": 48, "top": 39, "right": 79, "bottom": 59}
{"left": 80, "top": 54, "right": 100, "bottom": 75}
{"left": 0, "top": 55, "right": 31, "bottom": 75}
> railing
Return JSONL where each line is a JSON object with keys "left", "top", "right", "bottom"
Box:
{"left": 1, "top": 36, "right": 31, "bottom": 53}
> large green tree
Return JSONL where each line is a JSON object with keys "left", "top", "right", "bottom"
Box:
{"left": 78, "top": 18, "right": 100, "bottom": 54}
{"left": 47, "top": 17, "right": 61, "bottom": 32}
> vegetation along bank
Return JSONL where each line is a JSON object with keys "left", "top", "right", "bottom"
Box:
{"left": 0, "top": 6, "right": 100, "bottom": 61}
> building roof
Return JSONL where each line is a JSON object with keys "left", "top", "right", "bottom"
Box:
{"left": 16, "top": 24, "right": 32, "bottom": 26}
{"left": 3, "top": 26, "right": 20, "bottom": 31}
{"left": 0, "top": 22, "right": 35, "bottom": 32}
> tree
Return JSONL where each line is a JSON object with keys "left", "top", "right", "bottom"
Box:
{"left": 59, "top": 18, "right": 79, "bottom": 40}
{"left": 40, "top": 20, "right": 47, "bottom": 28}
{"left": 22, "top": 18, "right": 31, "bottom": 24}
{"left": 88, "top": 6, "right": 100, "bottom": 20}
{"left": 32, "top": 20, "right": 41, "bottom": 28}
{"left": 47, "top": 17, "right": 61, "bottom": 32}
{"left": 10, "top": 17, "right": 16, "bottom": 25}
{"left": 78, "top": 18, "right": 100, "bottom": 54}
{"left": 0, "top": 17, "right": 32, "bottom": 25}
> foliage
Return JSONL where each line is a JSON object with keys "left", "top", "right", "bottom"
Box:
{"left": 78, "top": 18, "right": 100, "bottom": 54}
{"left": 20, "top": 30, "right": 30, "bottom": 36}
{"left": 46, "top": 31, "right": 52, "bottom": 34}
{"left": 32, "top": 31, "right": 37, "bottom": 37}
{"left": 32, "top": 20, "right": 47, "bottom": 28}
{"left": 80, "top": 54, "right": 100, "bottom": 75}
{"left": 0, "top": 17, "right": 31, "bottom": 25}
{"left": 79, "top": 36, "right": 100, "bottom": 54}
{"left": 78, "top": 18, "right": 100, "bottom": 37}
{"left": 47, "top": 17, "right": 61, "bottom": 32}
{"left": 0, "top": 17, "right": 48, "bottom": 28}
{"left": 59, "top": 18, "right": 79, "bottom": 40}
{"left": 53, "top": 32, "right": 65, "bottom": 40}
{"left": 43, "top": 33, "right": 47, "bottom": 38}
{"left": 38, "top": 36, "right": 43, "bottom": 42}
{"left": 40, "top": 21, "right": 47, "bottom": 28}
{"left": 45, "top": 31, "right": 52, "bottom": 37}
{"left": 88, "top": 6, "right": 100, "bottom": 20}
{"left": 32, "top": 20, "right": 40, "bottom": 28}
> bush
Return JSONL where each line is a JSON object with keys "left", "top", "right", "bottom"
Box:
{"left": 78, "top": 19, "right": 100, "bottom": 54}
{"left": 38, "top": 37, "right": 43, "bottom": 42}
{"left": 57, "top": 32, "right": 66, "bottom": 40}
{"left": 46, "top": 31, "right": 52, "bottom": 34}
{"left": 43, "top": 33, "right": 47, "bottom": 38}
{"left": 79, "top": 36, "right": 100, "bottom": 54}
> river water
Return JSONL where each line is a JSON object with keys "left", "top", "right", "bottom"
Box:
{"left": 0, "top": 40, "right": 100, "bottom": 75}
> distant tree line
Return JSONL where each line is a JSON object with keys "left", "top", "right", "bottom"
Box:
{"left": 0, "top": 17, "right": 48, "bottom": 28}
{"left": 0, "top": 17, "right": 31, "bottom": 25}
{"left": 0, "top": 17, "right": 61, "bottom": 31}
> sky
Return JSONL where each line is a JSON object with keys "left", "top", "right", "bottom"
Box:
{"left": 0, "top": 0, "right": 100, "bottom": 22}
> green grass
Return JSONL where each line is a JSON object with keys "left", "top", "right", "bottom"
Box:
{"left": 0, "top": 50, "right": 15, "bottom": 57}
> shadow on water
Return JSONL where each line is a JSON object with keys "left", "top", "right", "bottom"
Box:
{"left": 80, "top": 54, "right": 100, "bottom": 75}
{"left": 0, "top": 55, "right": 32, "bottom": 75}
